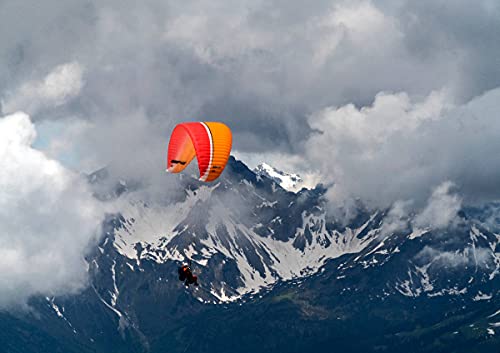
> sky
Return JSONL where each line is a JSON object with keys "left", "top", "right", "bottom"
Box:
{"left": 1, "top": 0, "right": 500, "bottom": 306}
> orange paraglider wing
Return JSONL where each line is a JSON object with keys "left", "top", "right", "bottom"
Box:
{"left": 166, "top": 122, "right": 232, "bottom": 182}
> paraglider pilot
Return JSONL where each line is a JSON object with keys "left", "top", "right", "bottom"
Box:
{"left": 178, "top": 261, "right": 198, "bottom": 287}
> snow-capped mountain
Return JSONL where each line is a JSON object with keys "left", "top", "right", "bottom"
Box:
{"left": 110, "top": 158, "right": 499, "bottom": 304}
{"left": 109, "top": 157, "right": 380, "bottom": 302}
{"left": 254, "top": 162, "right": 304, "bottom": 192}
{"left": 2, "top": 157, "right": 499, "bottom": 353}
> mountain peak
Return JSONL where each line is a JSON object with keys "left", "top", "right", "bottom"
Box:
{"left": 254, "top": 162, "right": 303, "bottom": 192}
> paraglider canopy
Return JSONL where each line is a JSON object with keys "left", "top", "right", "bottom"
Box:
{"left": 166, "top": 122, "right": 232, "bottom": 182}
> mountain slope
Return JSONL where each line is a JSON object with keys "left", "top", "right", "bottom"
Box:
{"left": 111, "top": 157, "right": 382, "bottom": 302}
{"left": 1, "top": 157, "right": 498, "bottom": 353}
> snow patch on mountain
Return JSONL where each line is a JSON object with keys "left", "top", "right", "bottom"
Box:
{"left": 113, "top": 185, "right": 217, "bottom": 260}
{"left": 473, "top": 292, "right": 492, "bottom": 301}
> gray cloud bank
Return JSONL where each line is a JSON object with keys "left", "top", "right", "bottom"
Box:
{"left": 307, "top": 88, "right": 500, "bottom": 211}
{"left": 2, "top": 0, "right": 499, "bottom": 160}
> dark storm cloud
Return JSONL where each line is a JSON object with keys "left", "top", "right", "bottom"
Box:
{"left": 390, "top": 0, "right": 500, "bottom": 100}
{"left": 0, "top": 1, "right": 97, "bottom": 92}
{"left": 1, "top": 0, "right": 500, "bottom": 208}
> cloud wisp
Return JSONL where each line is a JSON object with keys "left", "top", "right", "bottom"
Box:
{"left": 2, "top": 62, "right": 83, "bottom": 116}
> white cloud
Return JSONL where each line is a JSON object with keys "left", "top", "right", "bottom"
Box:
{"left": 378, "top": 182, "right": 461, "bottom": 234}
{"left": 380, "top": 200, "right": 413, "bottom": 235}
{"left": 0, "top": 112, "right": 105, "bottom": 307}
{"left": 2, "top": 62, "right": 83, "bottom": 115}
{"left": 302, "top": 85, "right": 500, "bottom": 220}
{"left": 414, "top": 182, "right": 462, "bottom": 229}
{"left": 416, "top": 245, "right": 493, "bottom": 269}
{"left": 304, "top": 89, "right": 450, "bottom": 208}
